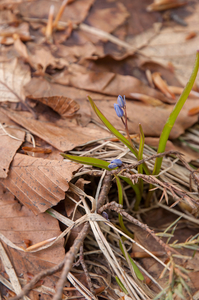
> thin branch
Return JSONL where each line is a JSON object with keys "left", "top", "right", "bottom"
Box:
{"left": 53, "top": 222, "right": 90, "bottom": 300}
{"left": 11, "top": 222, "right": 90, "bottom": 300}
{"left": 97, "top": 174, "right": 112, "bottom": 212}
{"left": 100, "top": 201, "right": 177, "bottom": 256}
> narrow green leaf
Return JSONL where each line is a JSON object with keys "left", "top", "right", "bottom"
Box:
{"left": 136, "top": 123, "right": 145, "bottom": 206}
{"left": 88, "top": 96, "right": 137, "bottom": 155}
{"left": 88, "top": 96, "right": 151, "bottom": 175}
{"left": 154, "top": 51, "right": 199, "bottom": 175}
{"left": 120, "top": 176, "right": 141, "bottom": 211}
{"left": 115, "top": 276, "right": 128, "bottom": 294}
{"left": 115, "top": 176, "right": 134, "bottom": 239}
{"left": 61, "top": 153, "right": 112, "bottom": 170}
{"left": 119, "top": 241, "right": 144, "bottom": 281}
{"left": 138, "top": 124, "right": 145, "bottom": 175}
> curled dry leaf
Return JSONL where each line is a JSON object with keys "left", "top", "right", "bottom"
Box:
{"left": 0, "top": 153, "right": 80, "bottom": 215}
{"left": 0, "top": 58, "right": 31, "bottom": 102}
{"left": 147, "top": 0, "right": 187, "bottom": 12}
{"left": 188, "top": 106, "right": 199, "bottom": 116}
{"left": 168, "top": 86, "right": 199, "bottom": 98}
{"left": 152, "top": 72, "right": 176, "bottom": 100}
{"left": 28, "top": 95, "right": 80, "bottom": 118}
{"left": 130, "top": 93, "right": 164, "bottom": 106}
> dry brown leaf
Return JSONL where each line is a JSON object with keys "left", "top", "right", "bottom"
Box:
{"left": 0, "top": 10, "right": 17, "bottom": 25}
{"left": 147, "top": 0, "right": 187, "bottom": 12}
{"left": 28, "top": 48, "right": 59, "bottom": 73}
{"left": 1, "top": 107, "right": 108, "bottom": 151}
{"left": 0, "top": 128, "right": 25, "bottom": 178}
{"left": 0, "top": 185, "right": 65, "bottom": 299}
{"left": 138, "top": 2, "right": 199, "bottom": 87}
{"left": 0, "top": 153, "right": 80, "bottom": 215}
{"left": 0, "top": 58, "right": 30, "bottom": 102}
{"left": 152, "top": 72, "right": 176, "bottom": 99}
{"left": 188, "top": 106, "right": 199, "bottom": 116}
{"left": 91, "top": 98, "right": 199, "bottom": 139}
{"left": 52, "top": 65, "right": 170, "bottom": 103}
{"left": 130, "top": 92, "right": 164, "bottom": 106}
{"left": 0, "top": 22, "right": 31, "bottom": 43}
{"left": 28, "top": 95, "right": 80, "bottom": 119}
{"left": 18, "top": 0, "right": 94, "bottom": 24}
{"left": 86, "top": 2, "right": 129, "bottom": 34}
{"left": 0, "top": 110, "right": 25, "bottom": 179}
{"left": 54, "top": 42, "right": 102, "bottom": 64}
{"left": 23, "top": 77, "right": 199, "bottom": 140}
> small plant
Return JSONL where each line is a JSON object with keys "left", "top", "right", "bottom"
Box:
{"left": 61, "top": 50, "right": 199, "bottom": 296}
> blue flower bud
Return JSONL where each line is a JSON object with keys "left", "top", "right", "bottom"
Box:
{"left": 117, "top": 95, "right": 126, "bottom": 108}
{"left": 108, "top": 163, "right": 118, "bottom": 169}
{"left": 102, "top": 211, "right": 110, "bottom": 221}
{"left": 111, "top": 159, "right": 123, "bottom": 166}
{"left": 114, "top": 103, "right": 124, "bottom": 118}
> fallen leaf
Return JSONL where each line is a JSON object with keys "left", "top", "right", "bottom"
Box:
{"left": 0, "top": 9, "right": 17, "bottom": 25}
{"left": 147, "top": 0, "right": 187, "bottom": 12}
{"left": 91, "top": 98, "right": 199, "bottom": 139}
{"left": 86, "top": 2, "right": 129, "bottom": 35}
{"left": 1, "top": 108, "right": 109, "bottom": 151}
{"left": 152, "top": 72, "right": 176, "bottom": 99}
{"left": 28, "top": 95, "right": 80, "bottom": 119}
{"left": 0, "top": 153, "right": 80, "bottom": 215}
{"left": 0, "top": 184, "right": 65, "bottom": 299}
{"left": 0, "top": 126, "right": 25, "bottom": 179}
{"left": 130, "top": 93, "right": 165, "bottom": 106}
{"left": 0, "top": 22, "right": 31, "bottom": 42}
{"left": 28, "top": 48, "right": 59, "bottom": 73}
{"left": 138, "top": 2, "right": 199, "bottom": 87}
{"left": 52, "top": 64, "right": 170, "bottom": 103}
{"left": 0, "top": 58, "right": 30, "bottom": 102}
{"left": 188, "top": 106, "right": 199, "bottom": 116}
{"left": 22, "top": 146, "right": 52, "bottom": 154}
{"left": 18, "top": 0, "right": 94, "bottom": 25}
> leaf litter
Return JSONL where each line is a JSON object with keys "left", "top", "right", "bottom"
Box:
{"left": 0, "top": 0, "right": 199, "bottom": 299}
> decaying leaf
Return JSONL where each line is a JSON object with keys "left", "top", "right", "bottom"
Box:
{"left": 147, "top": 0, "right": 187, "bottom": 12}
{"left": 28, "top": 95, "right": 80, "bottom": 118}
{"left": 0, "top": 153, "right": 80, "bottom": 215}
{"left": 52, "top": 65, "right": 170, "bottom": 103}
{"left": 0, "top": 185, "right": 65, "bottom": 299}
{"left": 188, "top": 106, "right": 199, "bottom": 116}
{"left": 0, "top": 110, "right": 25, "bottom": 179}
{"left": 0, "top": 58, "right": 30, "bottom": 102}
{"left": 1, "top": 107, "right": 109, "bottom": 151}
{"left": 0, "top": 126, "right": 25, "bottom": 179}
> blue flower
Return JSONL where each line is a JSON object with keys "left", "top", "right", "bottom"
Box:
{"left": 111, "top": 159, "right": 123, "bottom": 166}
{"left": 114, "top": 103, "right": 124, "bottom": 118}
{"left": 117, "top": 95, "right": 126, "bottom": 108}
{"left": 108, "top": 163, "right": 118, "bottom": 169}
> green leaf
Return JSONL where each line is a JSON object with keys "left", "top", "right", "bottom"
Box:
{"left": 115, "top": 176, "right": 134, "bottom": 239}
{"left": 88, "top": 96, "right": 151, "bottom": 176}
{"left": 115, "top": 276, "right": 128, "bottom": 294}
{"left": 88, "top": 96, "right": 137, "bottom": 155}
{"left": 119, "top": 241, "right": 144, "bottom": 281}
{"left": 153, "top": 51, "right": 199, "bottom": 175}
{"left": 120, "top": 176, "right": 141, "bottom": 211}
{"left": 138, "top": 124, "right": 145, "bottom": 174}
{"left": 61, "top": 153, "right": 112, "bottom": 170}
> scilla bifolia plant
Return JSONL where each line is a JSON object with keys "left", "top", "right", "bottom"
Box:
{"left": 62, "top": 50, "right": 199, "bottom": 209}
{"left": 61, "top": 50, "right": 199, "bottom": 291}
